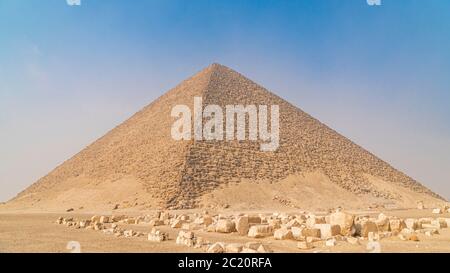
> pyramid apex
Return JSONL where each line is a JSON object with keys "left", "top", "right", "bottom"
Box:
{"left": 209, "top": 62, "right": 229, "bottom": 70}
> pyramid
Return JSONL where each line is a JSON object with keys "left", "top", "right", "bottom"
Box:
{"left": 8, "top": 63, "right": 444, "bottom": 211}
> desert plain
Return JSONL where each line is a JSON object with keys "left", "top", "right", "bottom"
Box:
{"left": 1, "top": 205, "right": 450, "bottom": 253}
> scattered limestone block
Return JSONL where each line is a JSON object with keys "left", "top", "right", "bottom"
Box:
{"left": 194, "top": 216, "right": 213, "bottom": 226}
{"left": 432, "top": 208, "right": 442, "bottom": 214}
{"left": 306, "top": 216, "right": 326, "bottom": 228}
{"left": 179, "top": 215, "right": 190, "bottom": 221}
{"left": 301, "top": 228, "right": 321, "bottom": 238}
{"left": 297, "top": 241, "right": 313, "bottom": 250}
{"left": 235, "top": 216, "right": 249, "bottom": 236}
{"left": 329, "top": 211, "right": 355, "bottom": 236}
{"left": 79, "top": 220, "right": 91, "bottom": 228}
{"left": 274, "top": 227, "right": 294, "bottom": 240}
{"left": 123, "top": 230, "right": 135, "bottom": 237}
{"left": 93, "top": 222, "right": 103, "bottom": 231}
{"left": 207, "top": 242, "right": 225, "bottom": 253}
{"left": 346, "top": 237, "right": 360, "bottom": 245}
{"left": 419, "top": 218, "right": 432, "bottom": 225}
{"left": 325, "top": 238, "right": 336, "bottom": 247}
{"left": 443, "top": 218, "right": 450, "bottom": 227}
{"left": 148, "top": 228, "right": 169, "bottom": 242}
{"left": 285, "top": 219, "right": 303, "bottom": 228}
{"left": 215, "top": 219, "right": 236, "bottom": 233}
{"left": 56, "top": 217, "right": 63, "bottom": 224}
{"left": 176, "top": 230, "right": 196, "bottom": 247}
{"left": 433, "top": 218, "right": 448, "bottom": 228}
{"left": 225, "top": 243, "right": 243, "bottom": 253}
{"left": 245, "top": 242, "right": 261, "bottom": 251}
{"left": 203, "top": 216, "right": 213, "bottom": 226}
{"left": 91, "top": 215, "right": 101, "bottom": 222}
{"left": 63, "top": 217, "right": 73, "bottom": 223}
{"left": 404, "top": 219, "right": 421, "bottom": 230}
{"left": 149, "top": 219, "right": 165, "bottom": 226}
{"left": 355, "top": 220, "right": 378, "bottom": 237}
{"left": 123, "top": 219, "right": 136, "bottom": 225}
{"left": 248, "top": 225, "right": 273, "bottom": 238}
{"left": 206, "top": 224, "right": 216, "bottom": 232}
{"left": 111, "top": 215, "right": 126, "bottom": 223}
{"left": 388, "top": 218, "right": 405, "bottom": 233}
{"left": 194, "top": 236, "right": 206, "bottom": 249}
{"left": 135, "top": 216, "right": 145, "bottom": 225}
{"left": 257, "top": 244, "right": 273, "bottom": 253}
{"left": 314, "top": 224, "right": 340, "bottom": 239}
{"left": 102, "top": 228, "right": 115, "bottom": 235}
{"left": 424, "top": 229, "right": 439, "bottom": 237}
{"left": 159, "top": 212, "right": 170, "bottom": 221}
{"left": 291, "top": 227, "right": 304, "bottom": 239}
{"left": 268, "top": 219, "right": 282, "bottom": 229}
{"left": 375, "top": 213, "right": 390, "bottom": 232}
{"left": 171, "top": 219, "right": 185, "bottom": 228}
{"left": 99, "top": 216, "right": 109, "bottom": 224}
{"left": 400, "top": 228, "right": 414, "bottom": 235}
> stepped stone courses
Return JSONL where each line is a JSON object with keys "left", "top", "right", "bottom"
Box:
{"left": 12, "top": 63, "right": 444, "bottom": 210}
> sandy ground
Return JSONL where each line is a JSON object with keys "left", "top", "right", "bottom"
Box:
{"left": 1, "top": 209, "right": 449, "bottom": 253}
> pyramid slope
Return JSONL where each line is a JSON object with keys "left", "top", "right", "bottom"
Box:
{"left": 7, "top": 63, "right": 444, "bottom": 211}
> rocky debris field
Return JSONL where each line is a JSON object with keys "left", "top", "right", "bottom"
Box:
{"left": 52, "top": 203, "right": 450, "bottom": 253}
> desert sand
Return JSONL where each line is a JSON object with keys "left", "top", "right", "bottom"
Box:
{"left": 1, "top": 207, "right": 450, "bottom": 253}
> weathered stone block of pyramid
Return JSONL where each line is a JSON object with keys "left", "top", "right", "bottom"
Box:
{"left": 8, "top": 63, "right": 444, "bottom": 211}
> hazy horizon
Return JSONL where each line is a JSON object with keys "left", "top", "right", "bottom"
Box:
{"left": 1, "top": 0, "right": 449, "bottom": 202}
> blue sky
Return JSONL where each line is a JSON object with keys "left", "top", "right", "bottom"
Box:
{"left": 0, "top": 0, "right": 449, "bottom": 201}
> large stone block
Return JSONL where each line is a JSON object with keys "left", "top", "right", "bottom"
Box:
{"left": 355, "top": 220, "right": 378, "bottom": 237}
{"left": 388, "top": 218, "right": 405, "bottom": 233}
{"left": 329, "top": 211, "right": 355, "bottom": 236}
{"left": 314, "top": 224, "right": 341, "bottom": 239}
{"left": 404, "top": 218, "right": 421, "bottom": 230}
{"left": 301, "top": 228, "right": 321, "bottom": 238}
{"left": 291, "top": 226, "right": 304, "bottom": 239}
{"left": 375, "top": 213, "right": 390, "bottom": 232}
{"left": 215, "top": 219, "right": 236, "bottom": 233}
{"left": 306, "top": 216, "right": 326, "bottom": 228}
{"left": 248, "top": 225, "right": 273, "bottom": 238}
{"left": 235, "top": 216, "right": 249, "bottom": 236}
{"left": 274, "top": 227, "right": 294, "bottom": 240}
